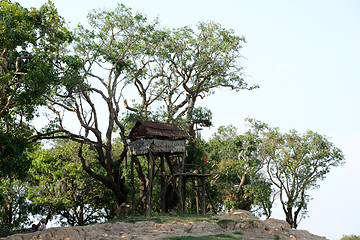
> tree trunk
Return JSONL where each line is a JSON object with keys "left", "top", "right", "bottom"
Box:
{"left": 186, "top": 120, "right": 195, "bottom": 141}
{"left": 78, "top": 206, "right": 84, "bottom": 226}
{"left": 185, "top": 94, "right": 197, "bottom": 142}
{"left": 114, "top": 190, "right": 128, "bottom": 214}
{"left": 285, "top": 206, "right": 296, "bottom": 228}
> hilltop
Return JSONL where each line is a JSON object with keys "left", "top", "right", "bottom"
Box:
{"left": 2, "top": 210, "right": 327, "bottom": 240}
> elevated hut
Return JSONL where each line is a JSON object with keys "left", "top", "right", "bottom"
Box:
{"left": 128, "top": 121, "right": 189, "bottom": 216}
{"left": 128, "top": 121, "right": 213, "bottom": 216}
{"left": 128, "top": 121, "right": 189, "bottom": 155}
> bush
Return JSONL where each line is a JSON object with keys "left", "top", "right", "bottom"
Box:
{"left": 340, "top": 235, "right": 360, "bottom": 240}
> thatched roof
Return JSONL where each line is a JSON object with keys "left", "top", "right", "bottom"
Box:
{"left": 128, "top": 121, "right": 189, "bottom": 141}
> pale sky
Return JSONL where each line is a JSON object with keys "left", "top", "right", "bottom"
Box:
{"left": 18, "top": 0, "right": 360, "bottom": 239}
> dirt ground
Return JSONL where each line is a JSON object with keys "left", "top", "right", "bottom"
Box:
{"left": 2, "top": 210, "right": 328, "bottom": 240}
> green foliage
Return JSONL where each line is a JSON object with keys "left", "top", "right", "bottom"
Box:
{"left": 39, "top": 3, "right": 161, "bottom": 210}
{"left": 258, "top": 122, "right": 345, "bottom": 228}
{"left": 162, "top": 21, "right": 255, "bottom": 94}
{"left": 116, "top": 16, "right": 257, "bottom": 137}
{"left": 0, "top": 123, "right": 34, "bottom": 179}
{"left": 33, "top": 2, "right": 257, "bottom": 215}
{"left": 0, "top": 0, "right": 73, "bottom": 119}
{"left": 158, "top": 21, "right": 256, "bottom": 137}
{"left": 186, "top": 139, "right": 208, "bottom": 166}
{"left": 28, "top": 140, "right": 117, "bottom": 226}
{"left": 341, "top": 235, "right": 360, "bottom": 240}
{"left": 188, "top": 107, "right": 212, "bottom": 127}
{"left": 0, "top": 0, "right": 79, "bottom": 179}
{"left": 206, "top": 125, "right": 272, "bottom": 216}
{"left": 0, "top": 179, "right": 32, "bottom": 229}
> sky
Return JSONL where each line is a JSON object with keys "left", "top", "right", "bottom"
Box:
{"left": 17, "top": 0, "right": 360, "bottom": 239}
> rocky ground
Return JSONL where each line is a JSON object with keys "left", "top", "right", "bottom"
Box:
{"left": 2, "top": 210, "right": 328, "bottom": 240}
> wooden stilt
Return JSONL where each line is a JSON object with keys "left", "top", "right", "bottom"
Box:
{"left": 146, "top": 152, "right": 155, "bottom": 217}
{"left": 201, "top": 161, "right": 206, "bottom": 216}
{"left": 178, "top": 154, "right": 184, "bottom": 214}
{"left": 131, "top": 156, "right": 135, "bottom": 212}
{"left": 127, "top": 121, "right": 192, "bottom": 216}
{"left": 192, "top": 178, "right": 200, "bottom": 214}
{"left": 182, "top": 176, "right": 186, "bottom": 214}
{"left": 160, "top": 155, "right": 166, "bottom": 213}
{"left": 201, "top": 177, "right": 206, "bottom": 216}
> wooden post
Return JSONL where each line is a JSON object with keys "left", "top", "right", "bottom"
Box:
{"left": 182, "top": 176, "right": 186, "bottom": 214}
{"left": 131, "top": 156, "right": 135, "bottom": 212}
{"left": 178, "top": 153, "right": 185, "bottom": 214}
{"left": 146, "top": 152, "right": 155, "bottom": 217}
{"left": 192, "top": 178, "right": 199, "bottom": 214}
{"left": 201, "top": 161, "right": 206, "bottom": 216}
{"left": 160, "top": 155, "right": 166, "bottom": 213}
{"left": 201, "top": 177, "right": 206, "bottom": 216}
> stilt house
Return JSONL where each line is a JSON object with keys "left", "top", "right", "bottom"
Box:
{"left": 128, "top": 121, "right": 212, "bottom": 216}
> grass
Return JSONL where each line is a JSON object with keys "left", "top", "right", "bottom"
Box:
{"left": 162, "top": 234, "right": 247, "bottom": 240}
{"left": 211, "top": 217, "right": 260, "bottom": 229}
{"left": 111, "top": 214, "right": 258, "bottom": 240}
{"left": 106, "top": 214, "right": 260, "bottom": 240}
{"left": 105, "top": 214, "right": 200, "bottom": 225}
{"left": 114, "top": 214, "right": 260, "bottom": 226}
{"left": 100, "top": 214, "right": 258, "bottom": 240}
{"left": 113, "top": 214, "right": 216, "bottom": 224}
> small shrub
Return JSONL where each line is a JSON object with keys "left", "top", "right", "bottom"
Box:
{"left": 340, "top": 235, "right": 360, "bottom": 240}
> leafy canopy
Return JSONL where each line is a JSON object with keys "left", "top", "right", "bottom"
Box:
{"left": 0, "top": 0, "right": 78, "bottom": 179}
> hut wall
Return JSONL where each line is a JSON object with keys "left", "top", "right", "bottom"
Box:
{"left": 128, "top": 139, "right": 186, "bottom": 156}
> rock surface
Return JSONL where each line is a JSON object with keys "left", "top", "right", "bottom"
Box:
{"left": 2, "top": 211, "right": 328, "bottom": 240}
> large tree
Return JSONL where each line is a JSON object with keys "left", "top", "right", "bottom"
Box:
{"left": 260, "top": 126, "right": 344, "bottom": 228}
{"left": 34, "top": 3, "right": 258, "bottom": 214}
{"left": 121, "top": 21, "right": 258, "bottom": 213}
{"left": 32, "top": 4, "right": 158, "bottom": 211}
{"left": 0, "top": 0, "right": 75, "bottom": 178}
{"left": 124, "top": 22, "right": 258, "bottom": 138}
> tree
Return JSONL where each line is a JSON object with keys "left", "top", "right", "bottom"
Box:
{"left": 0, "top": 0, "right": 76, "bottom": 178}
{"left": 118, "top": 21, "right": 257, "bottom": 213}
{"left": 262, "top": 126, "right": 344, "bottom": 228}
{"left": 28, "top": 140, "right": 116, "bottom": 226}
{"left": 162, "top": 22, "right": 257, "bottom": 138}
{"left": 206, "top": 125, "right": 272, "bottom": 215}
{"left": 32, "top": 4, "right": 257, "bottom": 214}
{"left": 0, "top": 178, "right": 32, "bottom": 230}
{"left": 31, "top": 4, "right": 159, "bottom": 212}
{"left": 124, "top": 22, "right": 258, "bottom": 138}
{"left": 0, "top": 0, "right": 73, "bottom": 120}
